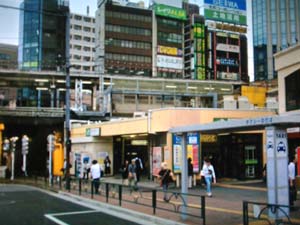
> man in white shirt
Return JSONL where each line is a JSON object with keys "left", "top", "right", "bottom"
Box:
{"left": 288, "top": 156, "right": 297, "bottom": 206}
{"left": 90, "top": 160, "right": 101, "bottom": 194}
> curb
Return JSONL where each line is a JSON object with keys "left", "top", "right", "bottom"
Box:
{"left": 58, "top": 191, "right": 187, "bottom": 225}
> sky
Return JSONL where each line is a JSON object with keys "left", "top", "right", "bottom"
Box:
{"left": 0, "top": 0, "right": 253, "bottom": 80}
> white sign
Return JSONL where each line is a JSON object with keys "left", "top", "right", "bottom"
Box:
{"left": 157, "top": 55, "right": 183, "bottom": 70}
{"left": 216, "top": 43, "right": 240, "bottom": 53}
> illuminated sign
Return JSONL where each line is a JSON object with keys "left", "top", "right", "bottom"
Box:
{"left": 86, "top": 128, "right": 100, "bottom": 136}
{"left": 215, "top": 23, "right": 247, "bottom": 33}
{"left": 217, "top": 72, "right": 239, "bottom": 80}
{"left": 154, "top": 4, "right": 186, "bottom": 20}
{"left": 201, "top": 134, "right": 217, "bottom": 143}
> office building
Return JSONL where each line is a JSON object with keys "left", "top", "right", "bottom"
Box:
{"left": 18, "top": 0, "right": 69, "bottom": 71}
{"left": 0, "top": 43, "right": 18, "bottom": 70}
{"left": 70, "top": 12, "right": 96, "bottom": 73}
{"left": 252, "top": 0, "right": 300, "bottom": 81}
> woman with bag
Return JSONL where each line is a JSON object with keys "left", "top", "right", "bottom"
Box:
{"left": 158, "top": 162, "right": 174, "bottom": 202}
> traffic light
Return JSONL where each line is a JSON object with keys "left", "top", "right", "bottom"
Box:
{"left": 22, "top": 135, "right": 29, "bottom": 155}
{"left": 47, "top": 134, "right": 55, "bottom": 152}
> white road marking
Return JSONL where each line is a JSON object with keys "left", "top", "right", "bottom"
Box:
{"left": 44, "top": 210, "right": 99, "bottom": 225}
{"left": 44, "top": 214, "right": 69, "bottom": 225}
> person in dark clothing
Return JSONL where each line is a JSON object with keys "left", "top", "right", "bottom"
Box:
{"left": 158, "top": 162, "right": 174, "bottom": 202}
{"left": 188, "top": 157, "right": 193, "bottom": 188}
{"left": 135, "top": 157, "right": 143, "bottom": 182}
{"left": 121, "top": 160, "right": 129, "bottom": 185}
{"left": 104, "top": 155, "right": 111, "bottom": 175}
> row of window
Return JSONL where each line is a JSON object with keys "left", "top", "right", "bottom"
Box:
{"left": 70, "top": 44, "right": 95, "bottom": 52}
{"left": 158, "top": 32, "right": 182, "bottom": 44}
{"left": 71, "top": 24, "right": 95, "bottom": 33}
{"left": 71, "top": 14, "right": 95, "bottom": 23}
{"left": 105, "top": 53, "right": 151, "bottom": 63}
{"left": 106, "top": 11, "right": 151, "bottom": 23}
{"left": 71, "top": 35, "right": 95, "bottom": 43}
{"left": 105, "top": 39, "right": 151, "bottom": 50}
{"left": 72, "top": 55, "right": 94, "bottom": 62}
{"left": 157, "top": 18, "right": 182, "bottom": 31}
{"left": 106, "top": 24, "right": 151, "bottom": 36}
{"left": 70, "top": 64, "right": 95, "bottom": 71}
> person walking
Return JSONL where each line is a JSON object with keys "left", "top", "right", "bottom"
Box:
{"left": 90, "top": 160, "right": 101, "bottom": 194}
{"left": 288, "top": 155, "right": 297, "bottom": 207}
{"left": 82, "top": 159, "right": 90, "bottom": 180}
{"left": 121, "top": 160, "right": 129, "bottom": 185}
{"left": 202, "top": 157, "right": 216, "bottom": 197}
{"left": 128, "top": 159, "right": 138, "bottom": 191}
{"left": 104, "top": 155, "right": 111, "bottom": 175}
{"left": 188, "top": 157, "right": 193, "bottom": 188}
{"left": 135, "top": 156, "right": 143, "bottom": 182}
{"left": 158, "top": 162, "right": 174, "bottom": 202}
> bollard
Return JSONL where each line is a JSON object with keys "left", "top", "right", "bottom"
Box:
{"left": 79, "top": 178, "right": 82, "bottom": 195}
{"left": 118, "top": 185, "right": 122, "bottom": 206}
{"left": 201, "top": 196, "right": 206, "bottom": 225}
{"left": 152, "top": 190, "right": 157, "bottom": 215}
{"left": 91, "top": 181, "right": 94, "bottom": 199}
{"left": 106, "top": 183, "right": 109, "bottom": 203}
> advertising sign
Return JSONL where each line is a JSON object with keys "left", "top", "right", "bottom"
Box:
{"left": 173, "top": 135, "right": 182, "bottom": 173}
{"left": 204, "top": 8, "right": 247, "bottom": 25}
{"left": 157, "top": 45, "right": 182, "bottom": 56}
{"left": 154, "top": 4, "right": 186, "bottom": 20}
{"left": 193, "top": 23, "right": 206, "bottom": 80}
{"left": 173, "top": 133, "right": 200, "bottom": 173}
{"left": 204, "top": 0, "right": 246, "bottom": 11}
{"left": 157, "top": 55, "right": 183, "bottom": 70}
{"left": 217, "top": 72, "right": 239, "bottom": 80}
{"left": 216, "top": 43, "right": 240, "bottom": 53}
{"left": 152, "top": 147, "right": 162, "bottom": 176}
{"left": 216, "top": 58, "right": 238, "bottom": 66}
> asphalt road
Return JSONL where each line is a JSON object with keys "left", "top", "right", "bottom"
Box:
{"left": 0, "top": 184, "right": 142, "bottom": 225}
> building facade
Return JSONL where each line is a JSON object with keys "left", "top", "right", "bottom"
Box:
{"left": 18, "top": 0, "right": 69, "bottom": 71}
{"left": 252, "top": 0, "right": 300, "bottom": 81}
{"left": 0, "top": 44, "right": 18, "bottom": 70}
{"left": 70, "top": 13, "right": 96, "bottom": 74}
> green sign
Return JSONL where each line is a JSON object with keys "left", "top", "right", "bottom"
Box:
{"left": 194, "top": 23, "right": 205, "bottom": 80}
{"left": 154, "top": 4, "right": 186, "bottom": 20}
{"left": 245, "top": 159, "right": 258, "bottom": 165}
{"left": 204, "top": 8, "right": 247, "bottom": 25}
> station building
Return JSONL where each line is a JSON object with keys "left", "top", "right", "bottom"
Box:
{"left": 70, "top": 108, "right": 274, "bottom": 180}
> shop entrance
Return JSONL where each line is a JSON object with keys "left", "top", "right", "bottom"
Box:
{"left": 113, "top": 136, "right": 149, "bottom": 178}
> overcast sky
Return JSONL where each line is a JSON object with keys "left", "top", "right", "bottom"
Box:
{"left": 0, "top": 0, "right": 253, "bottom": 80}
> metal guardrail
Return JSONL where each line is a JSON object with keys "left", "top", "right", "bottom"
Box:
{"left": 12, "top": 176, "right": 206, "bottom": 225}
{"left": 243, "top": 201, "right": 300, "bottom": 225}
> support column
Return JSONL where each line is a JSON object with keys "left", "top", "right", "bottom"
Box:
{"left": 266, "top": 126, "right": 289, "bottom": 218}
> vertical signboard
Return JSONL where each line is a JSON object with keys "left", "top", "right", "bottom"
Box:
{"left": 173, "top": 134, "right": 182, "bottom": 173}
{"left": 173, "top": 133, "right": 200, "bottom": 173}
{"left": 193, "top": 24, "right": 206, "bottom": 80}
{"left": 187, "top": 133, "right": 200, "bottom": 173}
{"left": 266, "top": 127, "right": 289, "bottom": 218}
{"left": 152, "top": 147, "right": 162, "bottom": 176}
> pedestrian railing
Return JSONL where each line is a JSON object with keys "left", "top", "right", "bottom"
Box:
{"left": 243, "top": 201, "right": 300, "bottom": 225}
{"left": 56, "top": 177, "right": 206, "bottom": 225}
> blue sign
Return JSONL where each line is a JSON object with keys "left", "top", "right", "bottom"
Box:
{"left": 204, "top": 0, "right": 246, "bottom": 11}
{"left": 277, "top": 141, "right": 286, "bottom": 153}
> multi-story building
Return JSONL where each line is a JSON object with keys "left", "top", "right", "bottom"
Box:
{"left": 0, "top": 43, "right": 18, "bottom": 70}
{"left": 70, "top": 13, "right": 96, "bottom": 74}
{"left": 252, "top": 0, "right": 300, "bottom": 81}
{"left": 203, "top": 0, "right": 249, "bottom": 82}
{"left": 18, "top": 0, "right": 69, "bottom": 71}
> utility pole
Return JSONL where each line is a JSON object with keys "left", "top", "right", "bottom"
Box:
{"left": 65, "top": 4, "right": 71, "bottom": 191}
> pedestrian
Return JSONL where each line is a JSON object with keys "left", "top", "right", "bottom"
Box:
{"left": 82, "top": 159, "right": 90, "bottom": 180}
{"left": 188, "top": 157, "right": 193, "bottom": 188}
{"left": 90, "top": 160, "right": 101, "bottom": 194}
{"left": 158, "top": 162, "right": 174, "bottom": 202}
{"left": 121, "top": 160, "right": 129, "bottom": 185}
{"left": 202, "top": 157, "right": 216, "bottom": 197}
{"left": 288, "top": 155, "right": 297, "bottom": 207}
{"left": 128, "top": 159, "right": 138, "bottom": 191}
{"left": 104, "top": 155, "right": 111, "bottom": 175}
{"left": 135, "top": 156, "right": 143, "bottom": 182}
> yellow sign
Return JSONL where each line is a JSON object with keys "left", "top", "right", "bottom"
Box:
{"left": 158, "top": 45, "right": 178, "bottom": 56}
{"left": 201, "top": 134, "right": 217, "bottom": 143}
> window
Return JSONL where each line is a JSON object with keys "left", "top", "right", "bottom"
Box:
{"left": 83, "top": 27, "right": 91, "bottom": 32}
{"left": 285, "top": 70, "right": 300, "bottom": 111}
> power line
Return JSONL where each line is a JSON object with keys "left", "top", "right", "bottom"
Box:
{"left": 0, "top": 3, "right": 68, "bottom": 17}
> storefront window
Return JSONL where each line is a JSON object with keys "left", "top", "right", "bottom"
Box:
{"left": 285, "top": 70, "right": 300, "bottom": 111}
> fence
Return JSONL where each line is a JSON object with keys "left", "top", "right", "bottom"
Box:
{"left": 243, "top": 201, "right": 300, "bottom": 225}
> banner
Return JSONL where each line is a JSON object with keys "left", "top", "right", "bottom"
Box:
{"left": 152, "top": 147, "right": 162, "bottom": 176}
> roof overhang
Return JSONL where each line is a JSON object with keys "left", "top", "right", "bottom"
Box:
{"left": 170, "top": 114, "right": 300, "bottom": 134}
